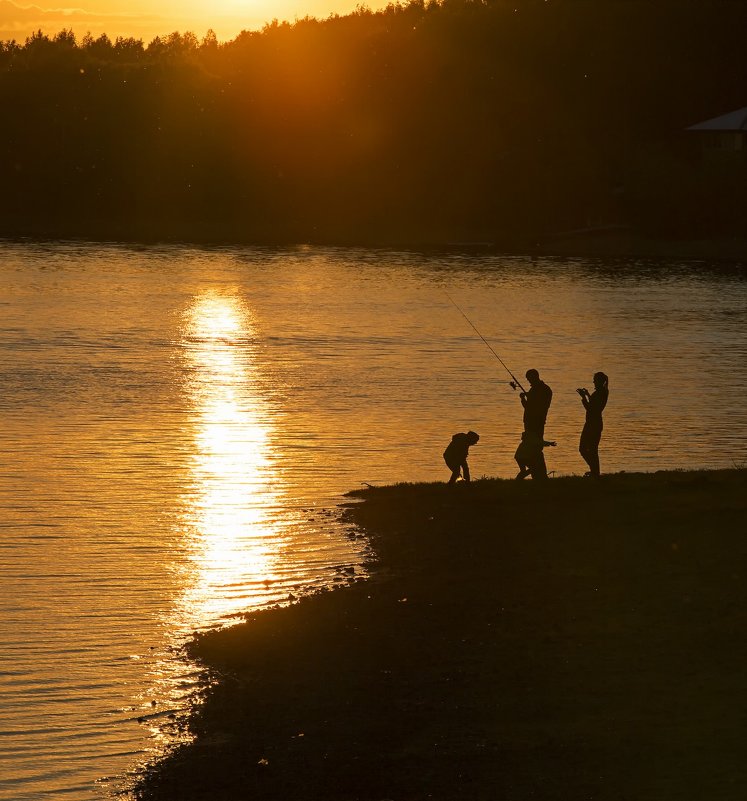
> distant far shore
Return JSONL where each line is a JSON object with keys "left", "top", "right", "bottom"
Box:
{"left": 2, "top": 226, "right": 747, "bottom": 262}
{"left": 133, "top": 468, "right": 747, "bottom": 801}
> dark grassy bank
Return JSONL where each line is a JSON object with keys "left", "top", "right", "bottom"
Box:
{"left": 134, "top": 469, "right": 747, "bottom": 801}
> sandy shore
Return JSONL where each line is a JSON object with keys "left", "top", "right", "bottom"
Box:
{"left": 134, "top": 469, "right": 747, "bottom": 800}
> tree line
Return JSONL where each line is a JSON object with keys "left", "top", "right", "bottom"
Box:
{"left": 1, "top": 0, "right": 746, "bottom": 244}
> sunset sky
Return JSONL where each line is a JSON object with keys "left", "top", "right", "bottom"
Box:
{"left": 0, "top": 0, "right": 389, "bottom": 43}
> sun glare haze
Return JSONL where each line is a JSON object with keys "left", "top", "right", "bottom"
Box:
{"left": 0, "top": 0, "right": 391, "bottom": 42}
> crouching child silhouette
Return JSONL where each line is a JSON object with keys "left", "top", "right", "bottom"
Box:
{"left": 514, "top": 431, "right": 556, "bottom": 480}
{"left": 443, "top": 430, "right": 480, "bottom": 484}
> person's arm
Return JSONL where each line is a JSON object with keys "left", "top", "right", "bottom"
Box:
{"left": 519, "top": 392, "right": 528, "bottom": 408}
{"left": 576, "top": 387, "right": 590, "bottom": 409}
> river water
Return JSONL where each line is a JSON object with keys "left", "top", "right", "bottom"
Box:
{"left": 1, "top": 242, "right": 745, "bottom": 800}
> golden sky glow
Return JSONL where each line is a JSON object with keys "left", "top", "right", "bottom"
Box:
{"left": 0, "top": 0, "right": 390, "bottom": 43}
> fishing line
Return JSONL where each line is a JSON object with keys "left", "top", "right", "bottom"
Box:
{"left": 443, "top": 290, "right": 526, "bottom": 393}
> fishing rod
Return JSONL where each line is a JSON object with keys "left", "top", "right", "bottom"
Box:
{"left": 443, "top": 290, "right": 526, "bottom": 393}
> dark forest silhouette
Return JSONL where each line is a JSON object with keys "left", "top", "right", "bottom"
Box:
{"left": 1, "top": 0, "right": 746, "bottom": 244}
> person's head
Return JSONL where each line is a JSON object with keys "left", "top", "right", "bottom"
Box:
{"left": 593, "top": 371, "right": 608, "bottom": 390}
{"left": 466, "top": 431, "right": 480, "bottom": 445}
{"left": 525, "top": 369, "right": 540, "bottom": 386}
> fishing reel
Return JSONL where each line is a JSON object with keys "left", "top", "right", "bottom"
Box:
{"left": 509, "top": 381, "right": 519, "bottom": 391}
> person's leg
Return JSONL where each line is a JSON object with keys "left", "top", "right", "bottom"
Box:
{"left": 587, "top": 433, "right": 601, "bottom": 477}
{"left": 514, "top": 441, "right": 530, "bottom": 479}
{"left": 529, "top": 448, "right": 548, "bottom": 480}
{"left": 579, "top": 440, "right": 592, "bottom": 472}
{"left": 445, "top": 457, "right": 461, "bottom": 484}
{"left": 580, "top": 428, "right": 601, "bottom": 477}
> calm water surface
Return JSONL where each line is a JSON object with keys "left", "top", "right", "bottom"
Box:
{"left": 1, "top": 243, "right": 745, "bottom": 799}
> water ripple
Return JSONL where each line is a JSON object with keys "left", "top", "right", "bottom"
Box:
{"left": 0, "top": 243, "right": 745, "bottom": 799}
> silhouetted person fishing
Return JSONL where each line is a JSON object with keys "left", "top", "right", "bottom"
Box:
{"left": 577, "top": 371, "right": 609, "bottom": 478}
{"left": 441, "top": 294, "right": 553, "bottom": 480}
{"left": 515, "top": 369, "right": 554, "bottom": 480}
{"left": 444, "top": 430, "right": 480, "bottom": 484}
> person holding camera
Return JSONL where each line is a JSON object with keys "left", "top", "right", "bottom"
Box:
{"left": 577, "top": 371, "right": 609, "bottom": 478}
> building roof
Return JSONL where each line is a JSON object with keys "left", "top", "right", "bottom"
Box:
{"left": 688, "top": 107, "right": 747, "bottom": 132}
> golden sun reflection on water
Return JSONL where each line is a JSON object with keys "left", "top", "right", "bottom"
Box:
{"left": 175, "top": 290, "right": 284, "bottom": 630}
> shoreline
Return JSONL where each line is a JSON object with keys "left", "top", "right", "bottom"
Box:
{"left": 134, "top": 468, "right": 747, "bottom": 800}
{"left": 2, "top": 229, "right": 746, "bottom": 263}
